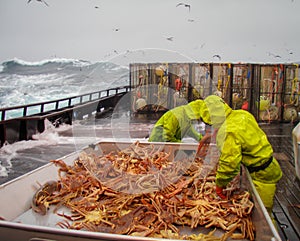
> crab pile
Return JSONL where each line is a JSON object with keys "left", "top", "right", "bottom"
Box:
{"left": 32, "top": 141, "right": 255, "bottom": 240}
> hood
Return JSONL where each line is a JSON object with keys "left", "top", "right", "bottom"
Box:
{"left": 200, "top": 95, "right": 232, "bottom": 128}
{"left": 186, "top": 99, "right": 204, "bottom": 120}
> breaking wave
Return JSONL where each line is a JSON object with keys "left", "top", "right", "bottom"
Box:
{"left": 0, "top": 58, "right": 129, "bottom": 108}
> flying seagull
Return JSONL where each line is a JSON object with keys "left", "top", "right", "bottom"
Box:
{"left": 267, "top": 52, "right": 281, "bottom": 58}
{"left": 285, "top": 48, "right": 293, "bottom": 55}
{"left": 176, "top": 3, "right": 191, "bottom": 12}
{"left": 27, "top": 0, "right": 49, "bottom": 7}
{"left": 213, "top": 54, "right": 221, "bottom": 60}
{"left": 166, "top": 36, "right": 174, "bottom": 41}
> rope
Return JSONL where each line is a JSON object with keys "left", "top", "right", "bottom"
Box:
{"left": 244, "top": 68, "right": 251, "bottom": 97}
{"left": 156, "top": 63, "right": 168, "bottom": 112}
{"left": 217, "top": 63, "right": 222, "bottom": 91}
{"left": 290, "top": 64, "right": 299, "bottom": 106}
{"left": 276, "top": 64, "right": 284, "bottom": 93}
{"left": 270, "top": 66, "right": 277, "bottom": 104}
{"left": 223, "top": 63, "right": 231, "bottom": 97}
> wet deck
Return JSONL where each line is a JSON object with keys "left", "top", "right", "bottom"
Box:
{"left": 0, "top": 111, "right": 299, "bottom": 241}
{"left": 260, "top": 123, "right": 300, "bottom": 241}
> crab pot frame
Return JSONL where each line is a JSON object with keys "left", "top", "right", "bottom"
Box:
{"left": 129, "top": 62, "right": 300, "bottom": 123}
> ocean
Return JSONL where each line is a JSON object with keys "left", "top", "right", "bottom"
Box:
{"left": 0, "top": 58, "right": 137, "bottom": 182}
{"left": 0, "top": 58, "right": 129, "bottom": 111}
{"left": 0, "top": 57, "right": 203, "bottom": 184}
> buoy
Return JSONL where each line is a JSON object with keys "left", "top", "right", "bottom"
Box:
{"left": 284, "top": 107, "right": 298, "bottom": 121}
{"left": 155, "top": 66, "right": 165, "bottom": 76}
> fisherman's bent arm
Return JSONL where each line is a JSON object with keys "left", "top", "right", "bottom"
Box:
{"left": 216, "top": 132, "right": 242, "bottom": 187}
{"left": 163, "top": 116, "right": 181, "bottom": 142}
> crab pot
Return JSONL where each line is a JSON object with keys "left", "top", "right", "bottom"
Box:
{"left": 129, "top": 63, "right": 209, "bottom": 113}
{"left": 254, "top": 65, "right": 283, "bottom": 122}
{"left": 129, "top": 62, "right": 300, "bottom": 123}
{"left": 0, "top": 141, "right": 281, "bottom": 241}
{"left": 282, "top": 64, "right": 300, "bottom": 122}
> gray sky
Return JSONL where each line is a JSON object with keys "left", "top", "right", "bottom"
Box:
{"left": 1, "top": 0, "right": 300, "bottom": 65}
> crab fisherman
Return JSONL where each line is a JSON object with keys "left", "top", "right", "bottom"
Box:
{"left": 200, "top": 95, "right": 282, "bottom": 215}
{"left": 148, "top": 99, "right": 210, "bottom": 143}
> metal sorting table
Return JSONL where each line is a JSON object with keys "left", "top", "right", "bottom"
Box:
{"left": 0, "top": 141, "right": 281, "bottom": 241}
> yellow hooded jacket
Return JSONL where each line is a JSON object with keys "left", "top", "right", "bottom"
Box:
{"left": 148, "top": 100, "right": 204, "bottom": 142}
{"left": 200, "top": 95, "right": 282, "bottom": 188}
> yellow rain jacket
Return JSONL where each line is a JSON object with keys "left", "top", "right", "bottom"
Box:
{"left": 148, "top": 100, "right": 204, "bottom": 142}
{"left": 201, "top": 95, "right": 282, "bottom": 210}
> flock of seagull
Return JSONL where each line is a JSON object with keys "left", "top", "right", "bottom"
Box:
{"left": 26, "top": 1, "right": 191, "bottom": 11}
{"left": 26, "top": 0, "right": 294, "bottom": 61}
{"left": 27, "top": 0, "right": 191, "bottom": 11}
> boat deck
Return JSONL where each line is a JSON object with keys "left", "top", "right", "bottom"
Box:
{"left": 260, "top": 123, "right": 300, "bottom": 241}
{"left": 0, "top": 111, "right": 299, "bottom": 241}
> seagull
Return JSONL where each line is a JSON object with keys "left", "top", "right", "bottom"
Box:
{"left": 213, "top": 54, "right": 221, "bottom": 60}
{"left": 194, "top": 43, "right": 205, "bottom": 50}
{"left": 27, "top": 0, "right": 49, "bottom": 7}
{"left": 113, "top": 28, "right": 120, "bottom": 32}
{"left": 267, "top": 52, "right": 281, "bottom": 58}
{"left": 285, "top": 48, "right": 293, "bottom": 55}
{"left": 176, "top": 3, "right": 191, "bottom": 12}
{"left": 166, "top": 36, "right": 174, "bottom": 41}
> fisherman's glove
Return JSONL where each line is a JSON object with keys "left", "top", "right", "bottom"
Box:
{"left": 216, "top": 186, "right": 227, "bottom": 200}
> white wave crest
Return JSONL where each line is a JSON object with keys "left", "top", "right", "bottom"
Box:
{"left": 0, "top": 119, "right": 73, "bottom": 177}
{"left": 11, "top": 57, "right": 92, "bottom": 67}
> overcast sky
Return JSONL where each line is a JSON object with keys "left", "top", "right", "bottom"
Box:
{"left": 1, "top": 0, "right": 300, "bottom": 65}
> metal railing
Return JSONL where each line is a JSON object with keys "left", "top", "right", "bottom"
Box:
{"left": 0, "top": 86, "right": 130, "bottom": 121}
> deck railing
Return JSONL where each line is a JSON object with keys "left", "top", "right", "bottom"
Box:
{"left": 0, "top": 85, "right": 131, "bottom": 147}
{"left": 0, "top": 86, "right": 130, "bottom": 121}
